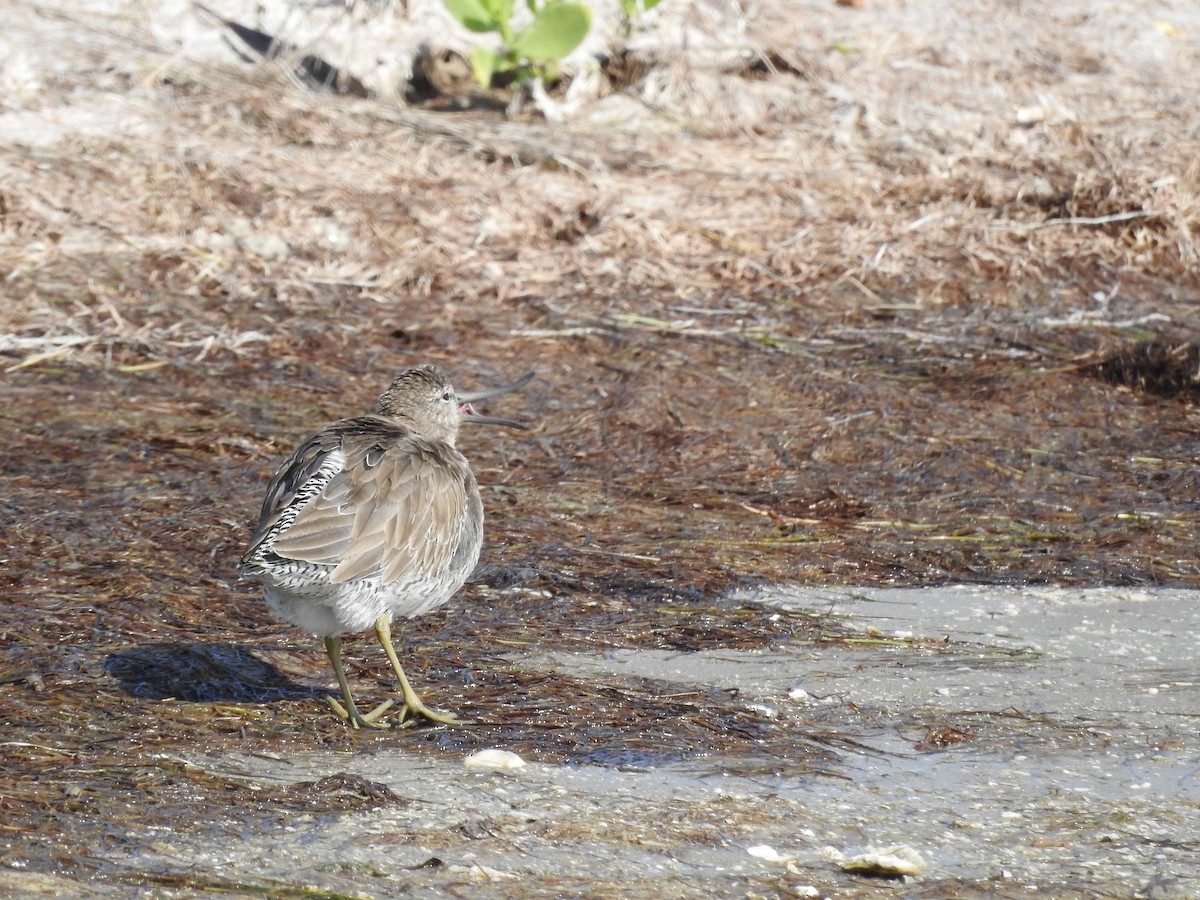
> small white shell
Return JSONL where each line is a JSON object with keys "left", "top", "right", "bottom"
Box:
{"left": 463, "top": 749, "right": 527, "bottom": 771}
{"left": 747, "top": 845, "right": 794, "bottom": 863}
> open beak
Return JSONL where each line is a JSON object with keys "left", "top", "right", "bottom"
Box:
{"left": 458, "top": 371, "right": 535, "bottom": 403}
{"left": 458, "top": 371, "right": 533, "bottom": 430}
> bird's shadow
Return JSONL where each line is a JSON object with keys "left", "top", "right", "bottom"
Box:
{"left": 104, "top": 642, "right": 328, "bottom": 703}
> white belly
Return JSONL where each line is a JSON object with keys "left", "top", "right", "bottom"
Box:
{"left": 259, "top": 563, "right": 472, "bottom": 637}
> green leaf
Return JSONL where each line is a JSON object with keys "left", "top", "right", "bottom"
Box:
{"left": 469, "top": 45, "right": 504, "bottom": 86}
{"left": 511, "top": 2, "right": 592, "bottom": 61}
{"left": 484, "top": 0, "right": 517, "bottom": 26}
{"left": 643, "top": 0, "right": 663, "bottom": 9}
{"left": 444, "top": 0, "right": 499, "bottom": 32}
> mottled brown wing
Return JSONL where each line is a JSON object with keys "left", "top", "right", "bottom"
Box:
{"left": 241, "top": 427, "right": 346, "bottom": 567}
{"left": 268, "top": 432, "right": 470, "bottom": 586}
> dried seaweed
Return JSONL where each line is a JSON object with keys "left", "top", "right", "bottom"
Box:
{"left": 2, "top": 1, "right": 1200, "bottom": 893}
{"left": 1082, "top": 340, "right": 1200, "bottom": 399}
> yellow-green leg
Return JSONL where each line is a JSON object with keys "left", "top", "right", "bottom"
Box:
{"left": 374, "top": 615, "right": 465, "bottom": 725}
{"left": 323, "top": 635, "right": 394, "bottom": 729}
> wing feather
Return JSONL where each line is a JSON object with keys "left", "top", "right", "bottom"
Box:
{"left": 261, "top": 421, "right": 471, "bottom": 586}
{"left": 241, "top": 430, "right": 347, "bottom": 567}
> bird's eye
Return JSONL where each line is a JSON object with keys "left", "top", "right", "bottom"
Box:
{"left": 441, "top": 391, "right": 452, "bottom": 401}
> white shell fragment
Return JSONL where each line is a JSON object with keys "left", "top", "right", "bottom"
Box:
{"left": 839, "top": 845, "right": 925, "bottom": 878}
{"left": 747, "top": 844, "right": 795, "bottom": 863}
{"left": 463, "top": 749, "right": 527, "bottom": 771}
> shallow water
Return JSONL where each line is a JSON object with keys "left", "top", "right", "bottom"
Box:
{"left": 34, "top": 586, "right": 1195, "bottom": 898}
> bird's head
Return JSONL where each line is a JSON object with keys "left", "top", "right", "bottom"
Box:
{"left": 378, "top": 365, "right": 529, "bottom": 444}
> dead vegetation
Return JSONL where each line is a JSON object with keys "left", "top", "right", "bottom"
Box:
{"left": 1, "top": 0, "right": 1199, "bottom": 893}
{"left": 1082, "top": 339, "right": 1200, "bottom": 399}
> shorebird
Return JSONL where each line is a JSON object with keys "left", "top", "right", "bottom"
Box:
{"left": 240, "top": 364, "right": 529, "bottom": 728}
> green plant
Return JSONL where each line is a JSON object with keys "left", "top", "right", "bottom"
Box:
{"left": 617, "top": 0, "right": 662, "bottom": 37}
{"left": 443, "top": 0, "right": 593, "bottom": 88}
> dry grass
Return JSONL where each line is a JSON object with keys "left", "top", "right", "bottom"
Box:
{"left": 4, "top": 3, "right": 1200, "bottom": 370}
{"left": 1, "top": 0, "right": 1199, "bottom": 894}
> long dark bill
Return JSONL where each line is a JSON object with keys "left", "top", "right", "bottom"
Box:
{"left": 459, "top": 371, "right": 534, "bottom": 429}
{"left": 458, "top": 371, "right": 535, "bottom": 403}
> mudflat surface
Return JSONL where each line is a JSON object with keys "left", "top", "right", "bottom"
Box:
{"left": 6, "top": 586, "right": 1197, "bottom": 898}
{"left": 2, "top": 1, "right": 1199, "bottom": 897}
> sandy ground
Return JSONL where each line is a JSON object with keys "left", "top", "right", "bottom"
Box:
{"left": 2, "top": 1, "right": 1199, "bottom": 897}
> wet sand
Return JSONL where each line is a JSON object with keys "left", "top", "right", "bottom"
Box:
{"left": 7, "top": 585, "right": 1191, "bottom": 899}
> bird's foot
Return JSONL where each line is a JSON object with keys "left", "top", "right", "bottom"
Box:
{"left": 326, "top": 696, "right": 395, "bottom": 729}
{"left": 372, "top": 616, "right": 471, "bottom": 727}
{"left": 397, "top": 698, "right": 469, "bottom": 727}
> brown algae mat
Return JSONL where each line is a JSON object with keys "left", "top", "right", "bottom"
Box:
{"left": 2, "top": 1, "right": 1200, "bottom": 896}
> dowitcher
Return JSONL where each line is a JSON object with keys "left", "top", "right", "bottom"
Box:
{"left": 240, "top": 364, "right": 528, "bottom": 728}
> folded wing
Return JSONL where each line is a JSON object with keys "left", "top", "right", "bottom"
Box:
{"left": 245, "top": 418, "right": 470, "bottom": 585}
